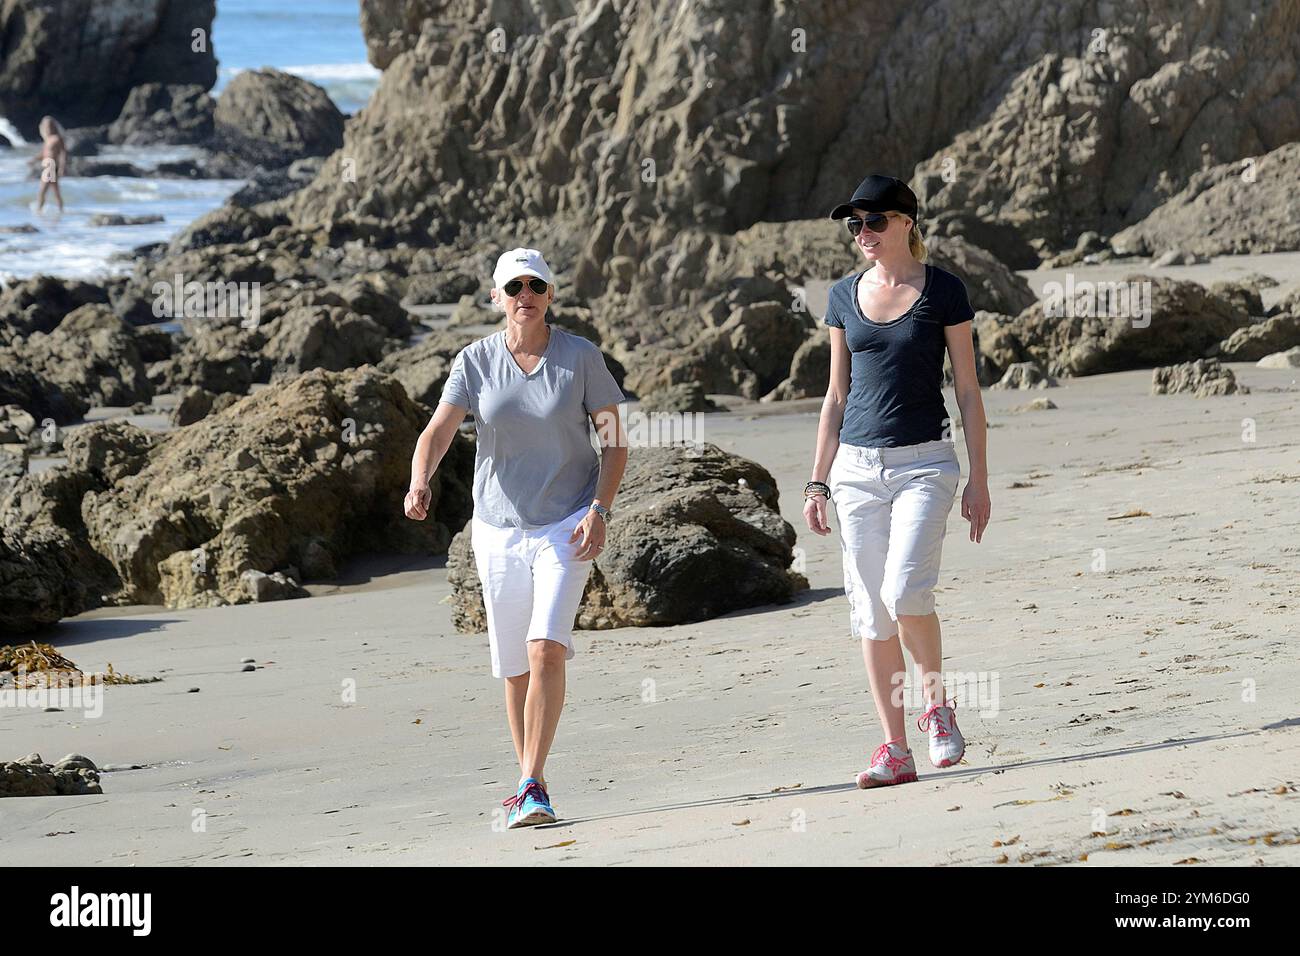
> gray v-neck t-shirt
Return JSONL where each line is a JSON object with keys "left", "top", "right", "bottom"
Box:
{"left": 439, "top": 325, "right": 627, "bottom": 529}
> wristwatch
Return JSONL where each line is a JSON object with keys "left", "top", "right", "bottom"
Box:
{"left": 589, "top": 502, "right": 612, "bottom": 522}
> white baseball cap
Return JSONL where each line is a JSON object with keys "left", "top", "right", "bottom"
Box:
{"left": 492, "top": 247, "right": 554, "bottom": 290}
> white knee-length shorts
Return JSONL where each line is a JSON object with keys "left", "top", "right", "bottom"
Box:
{"left": 828, "top": 438, "right": 961, "bottom": 641}
{"left": 470, "top": 504, "right": 595, "bottom": 678}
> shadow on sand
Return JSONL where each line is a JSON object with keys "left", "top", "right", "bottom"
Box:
{"left": 536, "top": 725, "right": 1277, "bottom": 831}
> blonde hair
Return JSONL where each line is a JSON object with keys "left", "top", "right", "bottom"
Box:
{"left": 38, "top": 116, "right": 65, "bottom": 139}
{"left": 908, "top": 219, "right": 928, "bottom": 262}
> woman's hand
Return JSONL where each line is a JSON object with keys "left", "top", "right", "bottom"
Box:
{"left": 804, "top": 493, "right": 831, "bottom": 536}
{"left": 962, "top": 477, "right": 991, "bottom": 543}
{"left": 404, "top": 485, "right": 432, "bottom": 520}
{"left": 569, "top": 511, "right": 606, "bottom": 561}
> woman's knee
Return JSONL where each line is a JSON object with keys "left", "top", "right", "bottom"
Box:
{"left": 527, "top": 637, "right": 568, "bottom": 666}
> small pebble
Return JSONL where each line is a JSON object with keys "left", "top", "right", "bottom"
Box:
{"left": 188, "top": 687, "right": 201, "bottom": 693}
{"left": 43, "top": 706, "right": 63, "bottom": 712}
{"left": 241, "top": 664, "right": 256, "bottom": 672}
{"left": 240, "top": 657, "right": 255, "bottom": 664}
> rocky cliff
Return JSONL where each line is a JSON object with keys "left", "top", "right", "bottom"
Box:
{"left": 290, "top": 0, "right": 1300, "bottom": 288}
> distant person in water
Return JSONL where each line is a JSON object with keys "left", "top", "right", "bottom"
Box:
{"left": 34, "top": 116, "right": 68, "bottom": 213}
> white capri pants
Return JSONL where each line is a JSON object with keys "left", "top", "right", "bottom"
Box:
{"left": 828, "top": 438, "right": 961, "bottom": 641}
{"left": 470, "top": 504, "right": 595, "bottom": 678}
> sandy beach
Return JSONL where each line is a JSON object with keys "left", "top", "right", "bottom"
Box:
{"left": 6, "top": 344, "right": 1297, "bottom": 866}
{"left": 3, "top": 0, "right": 1300, "bottom": 879}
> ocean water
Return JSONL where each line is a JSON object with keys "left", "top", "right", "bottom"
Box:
{"left": 212, "top": 0, "right": 380, "bottom": 116}
{"left": 0, "top": 0, "right": 378, "bottom": 282}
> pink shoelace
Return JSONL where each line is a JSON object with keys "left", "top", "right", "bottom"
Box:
{"left": 870, "top": 739, "right": 910, "bottom": 771}
{"left": 917, "top": 701, "right": 956, "bottom": 737}
{"left": 503, "top": 779, "right": 547, "bottom": 811}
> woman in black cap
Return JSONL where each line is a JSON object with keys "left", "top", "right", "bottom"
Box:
{"left": 804, "top": 174, "right": 991, "bottom": 789}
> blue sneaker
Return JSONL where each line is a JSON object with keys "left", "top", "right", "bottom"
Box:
{"left": 504, "top": 777, "right": 556, "bottom": 828}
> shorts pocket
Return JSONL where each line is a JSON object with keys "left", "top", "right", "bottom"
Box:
{"left": 935, "top": 455, "right": 961, "bottom": 497}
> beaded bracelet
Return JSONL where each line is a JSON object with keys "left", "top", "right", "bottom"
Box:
{"left": 804, "top": 480, "right": 831, "bottom": 500}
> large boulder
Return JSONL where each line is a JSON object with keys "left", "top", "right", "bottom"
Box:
{"left": 923, "top": 236, "right": 1037, "bottom": 316}
{"left": 0, "top": 364, "right": 84, "bottom": 426}
{"left": 715, "top": 301, "right": 812, "bottom": 397}
{"left": 259, "top": 306, "right": 391, "bottom": 382}
{"left": 0, "top": 275, "right": 109, "bottom": 346}
{"left": 447, "top": 442, "right": 807, "bottom": 631}
{"left": 0, "top": 0, "right": 217, "bottom": 136}
{"left": 625, "top": 299, "right": 813, "bottom": 400}
{"left": 9, "top": 304, "right": 152, "bottom": 411}
{"left": 1208, "top": 280, "right": 1266, "bottom": 319}
{"left": 0, "top": 518, "right": 103, "bottom": 635}
{"left": 148, "top": 319, "right": 261, "bottom": 397}
{"left": 377, "top": 330, "right": 479, "bottom": 407}
{"left": 1111, "top": 142, "right": 1300, "bottom": 259}
{"left": 970, "top": 312, "right": 1028, "bottom": 382}
{"left": 0, "top": 421, "right": 152, "bottom": 634}
{"left": 1005, "top": 275, "right": 1252, "bottom": 376}
{"left": 166, "top": 205, "right": 283, "bottom": 255}
{"left": 763, "top": 333, "right": 829, "bottom": 402}
{"left": 1213, "top": 313, "right": 1300, "bottom": 361}
{"left": 106, "top": 83, "right": 214, "bottom": 146}
{"left": 77, "top": 367, "right": 472, "bottom": 608}
{"left": 213, "top": 68, "right": 345, "bottom": 167}
{"left": 170, "top": 386, "right": 239, "bottom": 426}
{"left": 256, "top": 276, "right": 412, "bottom": 340}
{"left": 639, "top": 381, "right": 722, "bottom": 412}
{"left": 1257, "top": 346, "right": 1300, "bottom": 369}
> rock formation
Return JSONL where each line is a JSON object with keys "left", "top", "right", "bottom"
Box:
{"left": 0, "top": 368, "right": 473, "bottom": 628}
{"left": 447, "top": 441, "right": 807, "bottom": 631}
{"left": 213, "top": 69, "right": 345, "bottom": 167}
{"left": 1151, "top": 358, "right": 1248, "bottom": 397}
{"left": 0, "top": 0, "right": 217, "bottom": 136}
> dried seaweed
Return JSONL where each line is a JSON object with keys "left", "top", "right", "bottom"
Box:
{"left": 0, "top": 641, "right": 161, "bottom": 687}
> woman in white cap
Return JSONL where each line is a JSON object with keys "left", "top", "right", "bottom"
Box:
{"left": 804, "top": 175, "right": 991, "bottom": 789}
{"left": 404, "top": 248, "right": 628, "bottom": 827}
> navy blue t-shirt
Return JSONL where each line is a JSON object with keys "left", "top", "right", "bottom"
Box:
{"left": 824, "top": 263, "right": 974, "bottom": 448}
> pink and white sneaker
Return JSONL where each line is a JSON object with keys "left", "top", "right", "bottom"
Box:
{"left": 856, "top": 739, "right": 918, "bottom": 789}
{"left": 917, "top": 700, "right": 965, "bottom": 768}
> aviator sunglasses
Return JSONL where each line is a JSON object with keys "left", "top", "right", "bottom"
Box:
{"left": 844, "top": 211, "right": 902, "bottom": 237}
{"left": 502, "top": 277, "right": 550, "bottom": 296}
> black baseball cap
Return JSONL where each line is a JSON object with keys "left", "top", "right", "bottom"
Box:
{"left": 829, "top": 175, "right": 919, "bottom": 222}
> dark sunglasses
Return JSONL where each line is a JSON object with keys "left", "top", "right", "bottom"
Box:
{"left": 844, "top": 212, "right": 899, "bottom": 237}
{"left": 502, "top": 277, "right": 549, "bottom": 296}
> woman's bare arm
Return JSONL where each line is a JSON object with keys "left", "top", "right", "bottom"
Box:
{"left": 944, "top": 321, "right": 991, "bottom": 542}
{"left": 803, "top": 326, "right": 849, "bottom": 535}
{"left": 812, "top": 326, "right": 851, "bottom": 483}
{"left": 588, "top": 403, "right": 628, "bottom": 509}
{"left": 405, "top": 401, "right": 469, "bottom": 519}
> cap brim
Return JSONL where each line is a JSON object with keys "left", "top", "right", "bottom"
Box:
{"left": 829, "top": 200, "right": 893, "bottom": 220}
{"left": 496, "top": 268, "right": 550, "bottom": 286}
